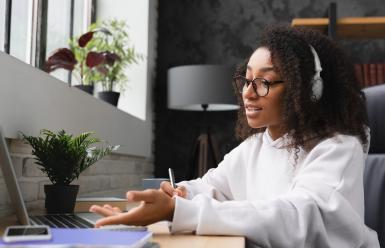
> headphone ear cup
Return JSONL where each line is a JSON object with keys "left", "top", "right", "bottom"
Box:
{"left": 311, "top": 77, "right": 323, "bottom": 101}
{"left": 308, "top": 45, "right": 323, "bottom": 102}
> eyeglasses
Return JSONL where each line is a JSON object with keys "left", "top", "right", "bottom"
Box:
{"left": 233, "top": 75, "right": 284, "bottom": 97}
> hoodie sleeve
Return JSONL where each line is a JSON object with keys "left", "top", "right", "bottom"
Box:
{"left": 170, "top": 135, "right": 380, "bottom": 248}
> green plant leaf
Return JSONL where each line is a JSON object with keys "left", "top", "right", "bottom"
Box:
{"left": 85, "top": 19, "right": 144, "bottom": 92}
{"left": 20, "top": 130, "right": 119, "bottom": 185}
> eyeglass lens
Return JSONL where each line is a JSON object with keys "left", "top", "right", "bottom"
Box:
{"left": 236, "top": 77, "right": 268, "bottom": 96}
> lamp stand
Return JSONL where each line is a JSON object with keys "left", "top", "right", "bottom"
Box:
{"left": 186, "top": 104, "right": 220, "bottom": 179}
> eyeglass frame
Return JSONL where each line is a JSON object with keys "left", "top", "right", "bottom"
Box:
{"left": 233, "top": 75, "right": 284, "bottom": 97}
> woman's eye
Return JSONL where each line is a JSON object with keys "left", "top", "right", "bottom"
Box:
{"left": 262, "top": 80, "right": 270, "bottom": 87}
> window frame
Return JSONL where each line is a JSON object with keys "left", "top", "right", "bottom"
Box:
{"left": 3, "top": 0, "right": 95, "bottom": 73}
{"left": 4, "top": 0, "right": 12, "bottom": 53}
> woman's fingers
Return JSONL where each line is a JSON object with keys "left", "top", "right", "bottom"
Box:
{"left": 160, "top": 181, "right": 174, "bottom": 196}
{"left": 175, "top": 186, "right": 187, "bottom": 197}
{"left": 103, "top": 204, "right": 123, "bottom": 213}
{"left": 126, "top": 189, "right": 158, "bottom": 203}
{"left": 102, "top": 204, "right": 114, "bottom": 210}
{"left": 112, "top": 207, "right": 122, "bottom": 212}
{"left": 89, "top": 205, "right": 118, "bottom": 217}
{"left": 160, "top": 181, "right": 187, "bottom": 198}
{"left": 95, "top": 212, "right": 130, "bottom": 227}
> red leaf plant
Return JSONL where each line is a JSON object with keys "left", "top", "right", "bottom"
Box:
{"left": 44, "top": 31, "right": 119, "bottom": 86}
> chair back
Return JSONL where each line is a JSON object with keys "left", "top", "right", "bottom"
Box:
{"left": 363, "top": 84, "right": 385, "bottom": 247}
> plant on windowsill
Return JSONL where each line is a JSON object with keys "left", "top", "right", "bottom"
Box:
{"left": 44, "top": 28, "right": 119, "bottom": 95}
{"left": 88, "top": 19, "right": 143, "bottom": 106}
{"left": 21, "top": 129, "right": 119, "bottom": 214}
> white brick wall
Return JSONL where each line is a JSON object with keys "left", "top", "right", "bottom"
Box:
{"left": 0, "top": 138, "right": 154, "bottom": 217}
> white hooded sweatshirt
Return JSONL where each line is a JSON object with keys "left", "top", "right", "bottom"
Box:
{"left": 170, "top": 131, "right": 380, "bottom": 248}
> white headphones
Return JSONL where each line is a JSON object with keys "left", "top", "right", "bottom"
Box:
{"left": 309, "top": 45, "right": 323, "bottom": 101}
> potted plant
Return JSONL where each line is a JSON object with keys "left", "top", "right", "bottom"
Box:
{"left": 88, "top": 19, "right": 142, "bottom": 106}
{"left": 21, "top": 129, "right": 119, "bottom": 214}
{"left": 44, "top": 28, "right": 117, "bottom": 95}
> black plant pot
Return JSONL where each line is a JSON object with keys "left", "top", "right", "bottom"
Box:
{"left": 44, "top": 184, "right": 79, "bottom": 214}
{"left": 74, "top": 85, "right": 94, "bottom": 95}
{"left": 97, "top": 91, "right": 120, "bottom": 106}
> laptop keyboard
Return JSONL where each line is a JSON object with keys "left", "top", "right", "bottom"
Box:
{"left": 30, "top": 214, "right": 94, "bottom": 228}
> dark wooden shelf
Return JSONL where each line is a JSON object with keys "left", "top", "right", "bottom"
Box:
{"left": 291, "top": 17, "right": 385, "bottom": 39}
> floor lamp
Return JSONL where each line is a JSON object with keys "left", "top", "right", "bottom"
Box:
{"left": 167, "top": 65, "right": 239, "bottom": 179}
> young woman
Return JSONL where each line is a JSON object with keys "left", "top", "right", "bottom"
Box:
{"left": 90, "top": 26, "right": 380, "bottom": 247}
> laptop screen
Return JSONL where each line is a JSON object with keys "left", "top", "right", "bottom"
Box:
{"left": 0, "top": 127, "right": 30, "bottom": 225}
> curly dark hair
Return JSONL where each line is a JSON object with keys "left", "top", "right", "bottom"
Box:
{"left": 234, "top": 25, "right": 368, "bottom": 152}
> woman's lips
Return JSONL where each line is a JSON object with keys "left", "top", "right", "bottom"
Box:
{"left": 245, "top": 105, "right": 262, "bottom": 116}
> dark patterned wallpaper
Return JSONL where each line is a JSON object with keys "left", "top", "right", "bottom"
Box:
{"left": 154, "top": 0, "right": 385, "bottom": 181}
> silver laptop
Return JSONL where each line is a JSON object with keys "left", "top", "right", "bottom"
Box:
{"left": 0, "top": 127, "right": 98, "bottom": 228}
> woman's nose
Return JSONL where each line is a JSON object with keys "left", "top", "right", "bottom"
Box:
{"left": 242, "top": 83, "right": 258, "bottom": 99}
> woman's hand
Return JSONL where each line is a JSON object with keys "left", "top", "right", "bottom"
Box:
{"left": 160, "top": 181, "right": 187, "bottom": 198}
{"left": 89, "top": 189, "right": 175, "bottom": 227}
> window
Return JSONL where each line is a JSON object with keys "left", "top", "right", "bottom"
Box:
{"left": 9, "top": 0, "right": 34, "bottom": 63}
{"left": 73, "top": 0, "right": 93, "bottom": 37}
{"left": 45, "top": 0, "right": 93, "bottom": 82}
{"left": 4, "top": 0, "right": 92, "bottom": 81}
{"left": 45, "top": 0, "right": 72, "bottom": 82}
{"left": 0, "top": 0, "right": 6, "bottom": 51}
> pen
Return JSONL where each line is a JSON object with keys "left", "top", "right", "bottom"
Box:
{"left": 168, "top": 168, "right": 176, "bottom": 189}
